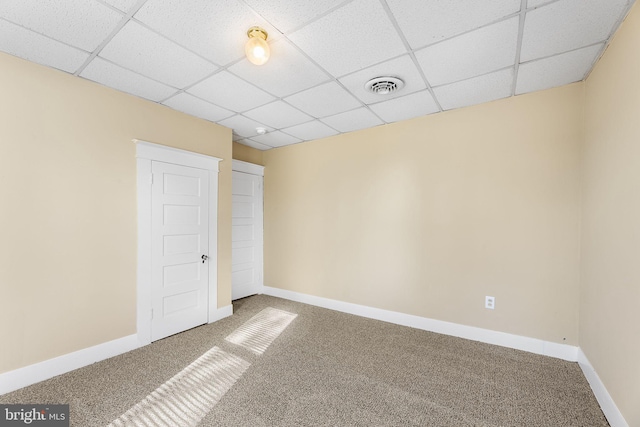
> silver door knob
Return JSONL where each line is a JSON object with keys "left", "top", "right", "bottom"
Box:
{"left": 201, "top": 254, "right": 209, "bottom": 263}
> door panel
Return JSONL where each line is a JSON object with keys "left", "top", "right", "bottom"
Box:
{"left": 151, "top": 161, "right": 209, "bottom": 341}
{"left": 232, "top": 171, "right": 263, "bottom": 300}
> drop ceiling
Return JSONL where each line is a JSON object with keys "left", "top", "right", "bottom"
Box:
{"left": 0, "top": 0, "right": 635, "bottom": 150}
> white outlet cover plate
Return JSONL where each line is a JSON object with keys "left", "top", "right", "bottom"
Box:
{"left": 485, "top": 296, "right": 495, "bottom": 309}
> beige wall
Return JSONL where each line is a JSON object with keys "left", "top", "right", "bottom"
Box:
{"left": 581, "top": 4, "right": 640, "bottom": 425}
{"left": 0, "top": 53, "right": 232, "bottom": 374}
{"left": 264, "top": 84, "right": 584, "bottom": 344}
{"left": 232, "top": 141, "right": 264, "bottom": 165}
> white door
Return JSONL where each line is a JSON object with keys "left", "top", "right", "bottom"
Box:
{"left": 151, "top": 161, "right": 209, "bottom": 341}
{"left": 232, "top": 170, "right": 263, "bottom": 300}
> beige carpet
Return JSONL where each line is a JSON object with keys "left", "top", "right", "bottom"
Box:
{"left": 0, "top": 295, "right": 609, "bottom": 426}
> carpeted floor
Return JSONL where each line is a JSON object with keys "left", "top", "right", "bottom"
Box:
{"left": 0, "top": 295, "right": 609, "bottom": 426}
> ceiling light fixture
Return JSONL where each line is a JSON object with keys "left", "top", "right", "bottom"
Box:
{"left": 365, "top": 76, "right": 405, "bottom": 95}
{"left": 256, "top": 127, "right": 267, "bottom": 135}
{"left": 245, "top": 26, "right": 270, "bottom": 65}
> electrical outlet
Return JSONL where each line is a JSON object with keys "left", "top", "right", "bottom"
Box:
{"left": 485, "top": 296, "right": 495, "bottom": 310}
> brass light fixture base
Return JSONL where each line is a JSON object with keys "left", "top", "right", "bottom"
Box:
{"left": 247, "top": 26, "right": 268, "bottom": 40}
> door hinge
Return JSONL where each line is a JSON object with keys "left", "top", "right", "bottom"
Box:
{"left": 149, "top": 174, "right": 154, "bottom": 185}
{"left": 150, "top": 308, "right": 154, "bottom": 320}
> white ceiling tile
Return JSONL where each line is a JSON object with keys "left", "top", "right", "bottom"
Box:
{"left": 321, "top": 108, "right": 384, "bottom": 133}
{"left": 0, "top": 0, "right": 629, "bottom": 141}
{"left": 81, "top": 57, "right": 177, "bottom": 102}
{"left": 101, "top": 0, "right": 138, "bottom": 13}
{"left": 219, "top": 115, "right": 273, "bottom": 138}
{"left": 244, "top": 101, "right": 312, "bottom": 129}
{"left": 288, "top": 0, "right": 407, "bottom": 76}
{"left": 433, "top": 69, "right": 514, "bottom": 111}
{"left": 416, "top": 17, "right": 519, "bottom": 86}
{"left": 134, "top": 0, "right": 279, "bottom": 65}
{"left": 521, "top": 0, "right": 628, "bottom": 61}
{"left": 99, "top": 21, "right": 217, "bottom": 88}
{"left": 284, "top": 82, "right": 361, "bottom": 118}
{"left": 338, "top": 55, "right": 427, "bottom": 104}
{"left": 228, "top": 39, "right": 329, "bottom": 98}
{"left": 162, "top": 92, "right": 235, "bottom": 122}
{"left": 516, "top": 44, "right": 603, "bottom": 95}
{"left": 369, "top": 90, "right": 440, "bottom": 123}
{"left": 282, "top": 121, "right": 339, "bottom": 141}
{"left": 0, "top": 0, "right": 123, "bottom": 52}
{"left": 252, "top": 131, "right": 302, "bottom": 147}
{"left": 188, "top": 71, "right": 275, "bottom": 113}
{"left": 242, "top": 0, "right": 347, "bottom": 33}
{"left": 235, "top": 139, "right": 273, "bottom": 150}
{"left": 0, "top": 19, "right": 89, "bottom": 73}
{"left": 527, "top": 0, "right": 555, "bottom": 8}
{"left": 387, "top": 0, "right": 521, "bottom": 49}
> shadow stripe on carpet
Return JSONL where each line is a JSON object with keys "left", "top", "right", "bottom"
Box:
{"left": 109, "top": 307, "right": 298, "bottom": 427}
{"left": 108, "top": 346, "right": 249, "bottom": 427}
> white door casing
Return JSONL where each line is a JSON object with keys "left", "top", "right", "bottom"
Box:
{"left": 136, "top": 141, "right": 221, "bottom": 345}
{"left": 151, "top": 161, "right": 209, "bottom": 341}
{"left": 231, "top": 160, "right": 264, "bottom": 300}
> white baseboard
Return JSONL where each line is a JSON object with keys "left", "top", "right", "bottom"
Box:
{"left": 263, "top": 286, "right": 578, "bottom": 362}
{"left": 0, "top": 305, "right": 235, "bottom": 396}
{"left": 209, "top": 304, "right": 233, "bottom": 323}
{"left": 264, "top": 287, "right": 631, "bottom": 425}
{"left": 0, "top": 334, "right": 141, "bottom": 396}
{"left": 578, "top": 349, "right": 629, "bottom": 427}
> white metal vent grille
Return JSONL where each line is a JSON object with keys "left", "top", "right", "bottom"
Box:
{"left": 365, "top": 76, "right": 405, "bottom": 95}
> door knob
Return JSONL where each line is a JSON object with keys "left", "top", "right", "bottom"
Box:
{"left": 201, "top": 254, "right": 209, "bottom": 263}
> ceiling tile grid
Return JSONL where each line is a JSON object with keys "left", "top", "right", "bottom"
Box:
{"left": 287, "top": 0, "right": 407, "bottom": 77}
{"left": 516, "top": 43, "right": 604, "bottom": 95}
{"left": 434, "top": 68, "right": 515, "bottom": 111}
{"left": 521, "top": 0, "right": 629, "bottom": 62}
{"left": 219, "top": 114, "right": 274, "bottom": 139}
{"left": 284, "top": 81, "right": 362, "bottom": 118}
{"left": 415, "top": 17, "right": 520, "bottom": 87}
{"left": 251, "top": 130, "right": 302, "bottom": 147}
{"left": 133, "top": 0, "right": 280, "bottom": 66}
{"left": 527, "top": 0, "right": 555, "bottom": 8}
{"left": 100, "top": 0, "right": 139, "bottom": 13}
{"left": 187, "top": 71, "right": 275, "bottom": 113}
{"left": 162, "top": 92, "right": 235, "bottom": 122}
{"left": 369, "top": 90, "right": 440, "bottom": 123}
{"left": 385, "top": 0, "right": 521, "bottom": 49}
{"left": 80, "top": 57, "right": 177, "bottom": 102}
{"left": 242, "top": 0, "right": 349, "bottom": 33}
{"left": 0, "top": 0, "right": 635, "bottom": 150}
{"left": 282, "top": 120, "right": 340, "bottom": 141}
{"left": 338, "top": 55, "right": 427, "bottom": 104}
{"left": 227, "top": 39, "right": 330, "bottom": 98}
{"left": 0, "top": 0, "right": 124, "bottom": 52}
{"left": 244, "top": 100, "right": 313, "bottom": 130}
{"left": 99, "top": 20, "right": 218, "bottom": 88}
{"left": 0, "top": 18, "right": 90, "bottom": 74}
{"left": 321, "top": 107, "right": 385, "bottom": 133}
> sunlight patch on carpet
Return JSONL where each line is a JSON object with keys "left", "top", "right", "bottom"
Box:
{"left": 225, "top": 307, "right": 297, "bottom": 355}
{"left": 108, "top": 347, "right": 249, "bottom": 427}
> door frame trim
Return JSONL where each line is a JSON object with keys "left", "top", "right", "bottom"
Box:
{"left": 232, "top": 159, "right": 264, "bottom": 176}
{"left": 135, "top": 140, "right": 221, "bottom": 345}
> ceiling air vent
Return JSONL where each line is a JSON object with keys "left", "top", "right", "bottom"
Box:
{"left": 364, "top": 76, "right": 405, "bottom": 95}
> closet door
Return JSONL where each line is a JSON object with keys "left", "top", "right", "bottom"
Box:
{"left": 232, "top": 170, "right": 263, "bottom": 300}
